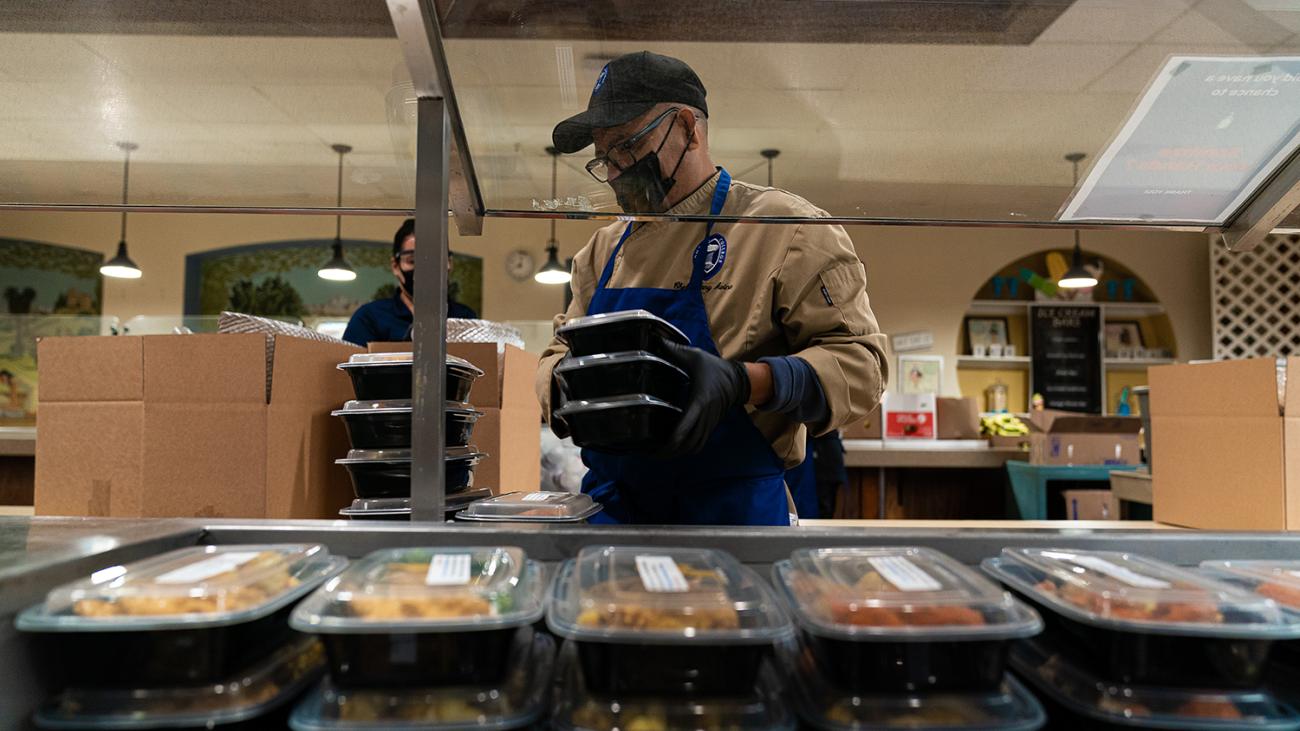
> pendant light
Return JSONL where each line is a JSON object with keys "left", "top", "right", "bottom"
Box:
{"left": 1058, "top": 151, "right": 1098, "bottom": 290}
{"left": 534, "top": 146, "right": 572, "bottom": 285}
{"left": 761, "top": 148, "right": 780, "bottom": 186}
{"left": 318, "top": 143, "right": 357, "bottom": 282}
{"left": 100, "top": 141, "right": 143, "bottom": 279}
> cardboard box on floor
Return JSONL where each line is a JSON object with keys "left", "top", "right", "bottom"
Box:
{"left": 35, "top": 333, "right": 360, "bottom": 519}
{"left": 1150, "top": 357, "right": 1299, "bottom": 530}
{"left": 1028, "top": 409, "right": 1141, "bottom": 465}
{"left": 368, "top": 342, "right": 541, "bottom": 493}
{"left": 1062, "top": 489, "right": 1117, "bottom": 520}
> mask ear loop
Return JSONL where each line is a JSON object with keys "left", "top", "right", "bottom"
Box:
{"left": 658, "top": 112, "right": 696, "bottom": 202}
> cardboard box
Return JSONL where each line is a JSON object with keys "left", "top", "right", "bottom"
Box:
{"left": 1028, "top": 409, "right": 1141, "bottom": 465}
{"left": 841, "top": 407, "right": 882, "bottom": 440}
{"left": 1150, "top": 358, "right": 1299, "bottom": 531}
{"left": 884, "top": 393, "right": 936, "bottom": 439}
{"left": 1062, "top": 489, "right": 1117, "bottom": 520}
{"left": 937, "top": 397, "right": 981, "bottom": 440}
{"left": 987, "top": 434, "right": 1031, "bottom": 451}
{"left": 35, "top": 334, "right": 359, "bottom": 519}
{"left": 368, "top": 342, "right": 536, "bottom": 409}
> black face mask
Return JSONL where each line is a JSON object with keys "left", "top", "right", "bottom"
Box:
{"left": 608, "top": 117, "right": 693, "bottom": 214}
{"left": 400, "top": 268, "right": 414, "bottom": 296}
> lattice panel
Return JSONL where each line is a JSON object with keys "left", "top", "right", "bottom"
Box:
{"left": 1211, "top": 233, "right": 1300, "bottom": 359}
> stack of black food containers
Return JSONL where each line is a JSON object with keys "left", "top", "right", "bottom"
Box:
{"left": 288, "top": 546, "right": 552, "bottom": 730}
{"left": 552, "top": 311, "right": 690, "bottom": 453}
{"left": 18, "top": 544, "right": 346, "bottom": 730}
{"left": 984, "top": 547, "right": 1300, "bottom": 730}
{"left": 772, "top": 546, "right": 1046, "bottom": 731}
{"left": 334, "top": 353, "right": 490, "bottom": 520}
{"left": 547, "top": 545, "right": 797, "bottom": 730}
{"left": 1202, "top": 560, "right": 1300, "bottom": 716}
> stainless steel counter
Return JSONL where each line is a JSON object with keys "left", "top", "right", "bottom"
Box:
{"left": 5, "top": 516, "right": 1300, "bottom": 728}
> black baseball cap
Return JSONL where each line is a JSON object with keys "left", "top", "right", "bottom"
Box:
{"left": 552, "top": 51, "right": 708, "bottom": 154}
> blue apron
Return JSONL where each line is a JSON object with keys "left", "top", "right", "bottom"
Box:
{"left": 786, "top": 433, "right": 819, "bottom": 519}
{"left": 580, "top": 169, "right": 793, "bottom": 526}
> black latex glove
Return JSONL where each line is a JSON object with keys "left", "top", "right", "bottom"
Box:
{"left": 548, "top": 354, "right": 573, "bottom": 439}
{"left": 658, "top": 339, "right": 751, "bottom": 457}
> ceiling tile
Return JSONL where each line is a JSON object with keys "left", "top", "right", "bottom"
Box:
{"left": 1084, "top": 43, "right": 1253, "bottom": 93}
{"left": 149, "top": 85, "right": 295, "bottom": 124}
{"left": 256, "top": 83, "right": 390, "bottom": 124}
{"left": 1035, "top": 0, "right": 1190, "bottom": 44}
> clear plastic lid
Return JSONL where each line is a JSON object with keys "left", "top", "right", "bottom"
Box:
{"left": 555, "top": 350, "right": 685, "bottom": 373}
{"left": 547, "top": 545, "right": 793, "bottom": 645}
{"left": 1200, "top": 560, "right": 1300, "bottom": 614}
{"left": 983, "top": 548, "right": 1297, "bottom": 638}
{"left": 34, "top": 635, "right": 325, "bottom": 730}
{"left": 774, "top": 547, "right": 1041, "bottom": 641}
{"left": 1011, "top": 637, "right": 1300, "bottom": 730}
{"left": 551, "top": 639, "right": 795, "bottom": 731}
{"left": 554, "top": 394, "right": 681, "bottom": 416}
{"left": 456, "top": 491, "right": 601, "bottom": 523}
{"left": 339, "top": 490, "right": 494, "bottom": 517}
{"left": 336, "top": 446, "right": 484, "bottom": 465}
{"left": 331, "top": 400, "right": 481, "bottom": 416}
{"left": 338, "top": 352, "right": 483, "bottom": 376}
{"left": 556, "top": 309, "right": 689, "bottom": 344}
{"left": 18, "top": 545, "right": 345, "bottom": 633}
{"left": 289, "top": 630, "right": 554, "bottom": 731}
{"left": 290, "top": 546, "right": 545, "bottom": 634}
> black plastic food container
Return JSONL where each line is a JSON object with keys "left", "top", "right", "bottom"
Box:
{"left": 332, "top": 400, "right": 481, "bottom": 450}
{"left": 338, "top": 489, "right": 494, "bottom": 521}
{"left": 291, "top": 547, "right": 546, "bottom": 689}
{"left": 773, "top": 547, "right": 1041, "bottom": 693}
{"left": 555, "top": 395, "right": 681, "bottom": 455}
{"left": 984, "top": 548, "right": 1298, "bottom": 689}
{"left": 336, "top": 446, "right": 483, "bottom": 499}
{"left": 556, "top": 310, "right": 689, "bottom": 358}
{"left": 555, "top": 350, "right": 690, "bottom": 407}
{"left": 338, "top": 352, "right": 483, "bottom": 403}
{"left": 576, "top": 641, "right": 770, "bottom": 695}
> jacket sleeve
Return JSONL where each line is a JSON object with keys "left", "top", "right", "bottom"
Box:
{"left": 535, "top": 234, "right": 600, "bottom": 421}
{"left": 773, "top": 223, "right": 889, "bottom": 435}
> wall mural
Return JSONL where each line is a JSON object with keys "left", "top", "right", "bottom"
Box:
{"left": 185, "top": 239, "right": 483, "bottom": 323}
{"left": 0, "top": 238, "right": 105, "bottom": 426}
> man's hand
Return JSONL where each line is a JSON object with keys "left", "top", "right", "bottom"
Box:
{"left": 658, "top": 339, "right": 751, "bottom": 456}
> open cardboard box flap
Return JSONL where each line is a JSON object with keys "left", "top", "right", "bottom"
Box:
{"left": 1029, "top": 409, "right": 1141, "bottom": 435}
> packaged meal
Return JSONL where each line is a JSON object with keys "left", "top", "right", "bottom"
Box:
{"left": 18, "top": 544, "right": 344, "bottom": 687}
{"left": 288, "top": 630, "right": 554, "bottom": 731}
{"left": 34, "top": 634, "right": 325, "bottom": 730}
{"left": 338, "top": 352, "right": 482, "bottom": 403}
{"left": 555, "top": 350, "right": 689, "bottom": 407}
{"left": 455, "top": 491, "right": 602, "bottom": 523}
{"left": 335, "top": 446, "right": 484, "bottom": 499}
{"left": 983, "top": 547, "right": 1298, "bottom": 687}
{"left": 332, "top": 399, "right": 481, "bottom": 450}
{"left": 291, "top": 547, "right": 545, "bottom": 687}
{"left": 1011, "top": 637, "right": 1300, "bottom": 730}
{"left": 547, "top": 545, "right": 792, "bottom": 694}
{"left": 554, "top": 394, "right": 682, "bottom": 455}
{"left": 337, "top": 490, "right": 495, "bottom": 522}
{"left": 773, "top": 546, "right": 1040, "bottom": 692}
{"left": 556, "top": 309, "right": 689, "bottom": 358}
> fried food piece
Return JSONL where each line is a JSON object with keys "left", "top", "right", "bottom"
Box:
{"left": 1255, "top": 581, "right": 1300, "bottom": 610}
{"left": 575, "top": 569, "right": 741, "bottom": 630}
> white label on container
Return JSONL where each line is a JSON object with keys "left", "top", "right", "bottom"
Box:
{"left": 425, "top": 553, "right": 472, "bottom": 586}
{"left": 522, "top": 493, "right": 553, "bottom": 502}
{"left": 1064, "top": 555, "right": 1172, "bottom": 589}
{"left": 155, "top": 551, "right": 262, "bottom": 584}
{"left": 867, "top": 556, "right": 943, "bottom": 592}
{"left": 635, "top": 555, "right": 690, "bottom": 593}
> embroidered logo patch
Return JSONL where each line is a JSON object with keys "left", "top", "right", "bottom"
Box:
{"left": 694, "top": 233, "right": 728, "bottom": 281}
{"left": 593, "top": 65, "right": 609, "bottom": 94}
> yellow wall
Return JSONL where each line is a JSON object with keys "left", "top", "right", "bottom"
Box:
{"left": 1, "top": 211, "right": 1212, "bottom": 387}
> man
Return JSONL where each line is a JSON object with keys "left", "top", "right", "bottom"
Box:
{"left": 343, "top": 218, "right": 477, "bottom": 346}
{"left": 536, "top": 51, "right": 889, "bottom": 526}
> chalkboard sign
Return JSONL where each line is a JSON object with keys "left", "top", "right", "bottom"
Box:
{"left": 1031, "top": 304, "right": 1102, "bottom": 414}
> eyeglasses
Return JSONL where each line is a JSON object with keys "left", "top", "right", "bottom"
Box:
{"left": 394, "top": 251, "right": 415, "bottom": 266}
{"left": 585, "top": 107, "right": 680, "bottom": 183}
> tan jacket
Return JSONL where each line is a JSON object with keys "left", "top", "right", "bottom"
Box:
{"left": 536, "top": 170, "right": 889, "bottom": 467}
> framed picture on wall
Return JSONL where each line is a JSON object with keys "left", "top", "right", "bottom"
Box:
{"left": 1105, "top": 321, "right": 1144, "bottom": 353}
{"left": 898, "top": 354, "right": 943, "bottom": 395}
{"left": 965, "top": 317, "right": 1010, "bottom": 353}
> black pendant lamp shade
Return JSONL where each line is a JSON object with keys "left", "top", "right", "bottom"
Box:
{"left": 100, "top": 142, "right": 142, "bottom": 279}
{"left": 1057, "top": 152, "right": 1098, "bottom": 290}
{"left": 318, "top": 144, "right": 357, "bottom": 282}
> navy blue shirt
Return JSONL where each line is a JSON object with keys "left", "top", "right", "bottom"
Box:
{"left": 343, "top": 292, "right": 478, "bottom": 347}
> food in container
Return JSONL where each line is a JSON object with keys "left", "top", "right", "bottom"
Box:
{"left": 335, "top": 446, "right": 484, "bottom": 499}
{"left": 455, "top": 491, "right": 602, "bottom": 523}
{"left": 983, "top": 547, "right": 1299, "bottom": 687}
{"left": 290, "top": 547, "right": 545, "bottom": 688}
{"left": 556, "top": 309, "right": 689, "bottom": 359}
{"left": 337, "top": 489, "right": 494, "bottom": 522}
{"left": 554, "top": 395, "right": 681, "bottom": 455}
{"left": 288, "top": 631, "right": 554, "bottom": 731}
{"left": 1011, "top": 637, "right": 1300, "bottom": 730}
{"left": 554, "top": 350, "right": 689, "bottom": 407}
{"left": 332, "top": 400, "right": 481, "bottom": 450}
{"left": 34, "top": 635, "right": 325, "bottom": 730}
{"left": 547, "top": 545, "right": 793, "bottom": 695}
{"left": 551, "top": 639, "right": 795, "bottom": 731}
{"left": 1201, "top": 559, "right": 1300, "bottom": 670}
{"left": 338, "top": 352, "right": 483, "bottom": 403}
{"left": 17, "top": 545, "right": 344, "bottom": 688}
{"left": 773, "top": 546, "right": 1041, "bottom": 692}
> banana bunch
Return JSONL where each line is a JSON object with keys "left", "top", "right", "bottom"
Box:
{"left": 981, "top": 413, "right": 1028, "bottom": 437}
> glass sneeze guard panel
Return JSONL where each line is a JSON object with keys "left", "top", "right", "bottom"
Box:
{"left": 436, "top": 0, "right": 1300, "bottom": 227}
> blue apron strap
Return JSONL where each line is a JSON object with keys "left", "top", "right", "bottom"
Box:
{"left": 688, "top": 168, "right": 732, "bottom": 288}
{"left": 594, "top": 223, "right": 635, "bottom": 292}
